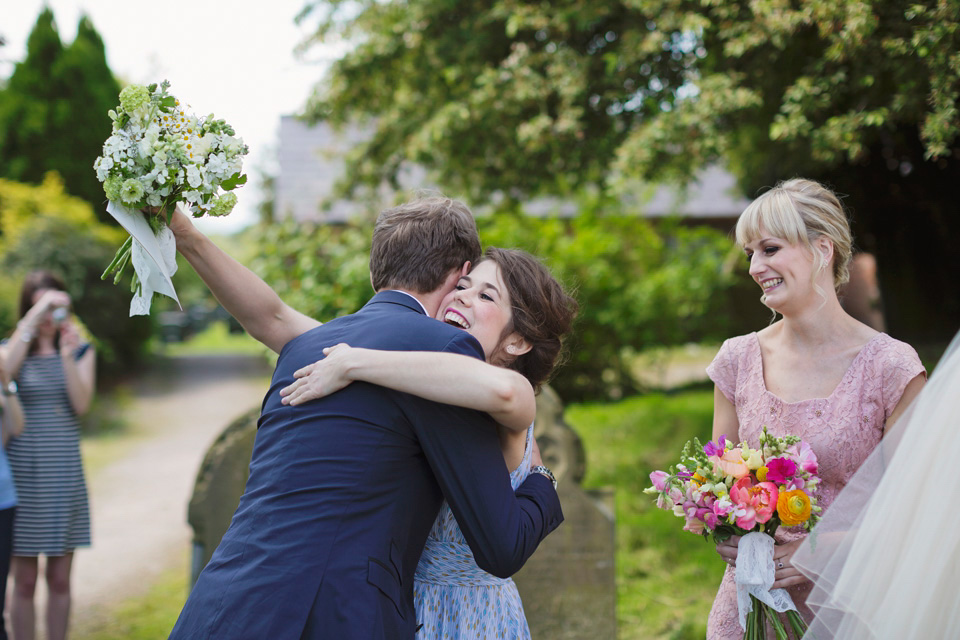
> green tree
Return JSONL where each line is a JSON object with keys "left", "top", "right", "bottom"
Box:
{"left": 299, "top": 0, "right": 960, "bottom": 340}
{"left": 0, "top": 9, "right": 119, "bottom": 220}
{"left": 248, "top": 200, "right": 739, "bottom": 400}
{"left": 0, "top": 174, "right": 153, "bottom": 369}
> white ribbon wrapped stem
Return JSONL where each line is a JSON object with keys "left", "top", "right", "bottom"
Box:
{"left": 105, "top": 201, "right": 180, "bottom": 316}
{"left": 735, "top": 531, "right": 799, "bottom": 631}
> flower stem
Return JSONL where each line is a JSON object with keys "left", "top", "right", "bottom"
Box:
{"left": 767, "top": 606, "right": 788, "bottom": 640}
{"left": 101, "top": 236, "right": 133, "bottom": 280}
{"left": 112, "top": 247, "right": 131, "bottom": 285}
{"left": 756, "top": 599, "right": 767, "bottom": 638}
{"left": 785, "top": 610, "right": 808, "bottom": 638}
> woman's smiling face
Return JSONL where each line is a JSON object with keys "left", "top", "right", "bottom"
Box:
{"left": 743, "top": 229, "right": 821, "bottom": 312}
{"left": 436, "top": 260, "right": 514, "bottom": 361}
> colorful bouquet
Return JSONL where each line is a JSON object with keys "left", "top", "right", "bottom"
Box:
{"left": 94, "top": 80, "right": 248, "bottom": 314}
{"left": 645, "top": 428, "right": 821, "bottom": 639}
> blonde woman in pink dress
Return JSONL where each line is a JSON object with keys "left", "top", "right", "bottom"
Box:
{"left": 705, "top": 179, "right": 926, "bottom": 639}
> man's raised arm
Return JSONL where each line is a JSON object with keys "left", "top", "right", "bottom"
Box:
{"left": 167, "top": 208, "right": 320, "bottom": 353}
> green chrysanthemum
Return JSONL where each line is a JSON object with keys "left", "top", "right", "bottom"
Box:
{"left": 119, "top": 178, "right": 145, "bottom": 204}
{"left": 208, "top": 191, "right": 238, "bottom": 217}
{"left": 103, "top": 175, "right": 124, "bottom": 201}
{"left": 119, "top": 84, "right": 150, "bottom": 113}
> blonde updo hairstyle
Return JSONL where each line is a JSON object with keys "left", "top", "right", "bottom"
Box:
{"left": 735, "top": 179, "right": 853, "bottom": 297}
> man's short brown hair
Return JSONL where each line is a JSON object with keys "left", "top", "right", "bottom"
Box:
{"left": 370, "top": 196, "right": 482, "bottom": 293}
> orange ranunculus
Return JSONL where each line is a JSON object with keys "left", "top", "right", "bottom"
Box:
{"left": 777, "top": 490, "right": 812, "bottom": 526}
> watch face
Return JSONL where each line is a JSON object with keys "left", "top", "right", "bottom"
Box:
{"left": 4, "top": 381, "right": 16, "bottom": 395}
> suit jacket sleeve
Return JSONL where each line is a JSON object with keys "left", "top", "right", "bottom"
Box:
{"left": 407, "top": 331, "right": 563, "bottom": 579}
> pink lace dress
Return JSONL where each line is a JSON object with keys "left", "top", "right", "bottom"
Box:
{"left": 705, "top": 332, "right": 924, "bottom": 639}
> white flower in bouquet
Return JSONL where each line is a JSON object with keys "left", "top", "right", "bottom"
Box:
{"left": 95, "top": 80, "right": 249, "bottom": 315}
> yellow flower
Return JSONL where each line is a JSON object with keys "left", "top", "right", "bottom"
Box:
{"left": 756, "top": 466, "right": 768, "bottom": 481}
{"left": 777, "top": 490, "right": 812, "bottom": 526}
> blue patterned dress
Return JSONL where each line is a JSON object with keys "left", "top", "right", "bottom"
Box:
{"left": 414, "top": 424, "right": 534, "bottom": 639}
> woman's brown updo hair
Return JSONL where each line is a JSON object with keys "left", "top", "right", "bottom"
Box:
{"left": 482, "top": 248, "right": 578, "bottom": 392}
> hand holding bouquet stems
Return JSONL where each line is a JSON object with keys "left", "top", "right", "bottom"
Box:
{"left": 94, "top": 80, "right": 248, "bottom": 314}
{"left": 645, "top": 428, "right": 822, "bottom": 639}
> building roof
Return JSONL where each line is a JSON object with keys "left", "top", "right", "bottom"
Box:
{"left": 275, "top": 116, "right": 751, "bottom": 222}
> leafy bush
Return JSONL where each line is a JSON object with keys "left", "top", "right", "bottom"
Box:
{"left": 476, "top": 205, "right": 739, "bottom": 400}
{"left": 246, "top": 218, "right": 375, "bottom": 324}
{"left": 249, "top": 197, "right": 742, "bottom": 401}
{"left": 0, "top": 174, "right": 153, "bottom": 369}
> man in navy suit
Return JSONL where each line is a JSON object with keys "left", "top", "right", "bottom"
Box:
{"left": 167, "top": 197, "right": 562, "bottom": 639}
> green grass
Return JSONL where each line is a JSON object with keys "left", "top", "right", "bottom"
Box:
{"left": 80, "top": 384, "right": 144, "bottom": 475}
{"left": 71, "top": 388, "right": 722, "bottom": 638}
{"left": 73, "top": 556, "right": 188, "bottom": 640}
{"left": 566, "top": 390, "right": 724, "bottom": 640}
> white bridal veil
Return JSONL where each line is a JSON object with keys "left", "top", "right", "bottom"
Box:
{"left": 792, "top": 331, "right": 960, "bottom": 639}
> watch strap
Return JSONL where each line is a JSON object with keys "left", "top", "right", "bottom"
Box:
{"left": 530, "top": 464, "right": 557, "bottom": 490}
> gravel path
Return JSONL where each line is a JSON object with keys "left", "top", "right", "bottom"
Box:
{"left": 68, "top": 353, "right": 271, "bottom": 633}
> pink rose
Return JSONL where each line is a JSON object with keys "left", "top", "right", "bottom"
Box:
{"left": 712, "top": 448, "right": 750, "bottom": 480}
{"left": 712, "top": 499, "right": 734, "bottom": 519}
{"left": 732, "top": 503, "right": 757, "bottom": 529}
{"left": 751, "top": 482, "right": 780, "bottom": 524}
{"left": 730, "top": 476, "right": 780, "bottom": 528}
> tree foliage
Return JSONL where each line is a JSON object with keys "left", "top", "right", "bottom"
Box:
{"left": 300, "top": 0, "right": 960, "bottom": 338}
{"left": 0, "top": 174, "right": 152, "bottom": 369}
{"left": 0, "top": 9, "right": 119, "bottom": 219}
{"left": 301, "top": 0, "right": 959, "bottom": 197}
{"left": 248, "top": 199, "right": 740, "bottom": 400}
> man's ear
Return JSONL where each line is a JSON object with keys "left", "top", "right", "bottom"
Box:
{"left": 503, "top": 333, "right": 532, "bottom": 357}
{"left": 460, "top": 261, "right": 471, "bottom": 277}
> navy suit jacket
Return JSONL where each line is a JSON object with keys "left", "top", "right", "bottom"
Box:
{"left": 170, "top": 291, "right": 563, "bottom": 639}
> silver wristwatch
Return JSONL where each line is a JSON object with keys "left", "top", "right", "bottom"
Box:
{"left": 1, "top": 381, "right": 16, "bottom": 397}
{"left": 530, "top": 465, "right": 557, "bottom": 490}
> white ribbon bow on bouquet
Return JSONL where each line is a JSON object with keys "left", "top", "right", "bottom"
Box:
{"left": 106, "top": 201, "right": 181, "bottom": 316}
{"left": 735, "top": 531, "right": 800, "bottom": 630}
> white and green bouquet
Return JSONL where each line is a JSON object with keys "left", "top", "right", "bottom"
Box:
{"left": 94, "top": 80, "right": 248, "bottom": 315}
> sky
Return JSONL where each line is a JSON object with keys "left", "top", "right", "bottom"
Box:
{"left": 2, "top": 0, "right": 343, "bottom": 232}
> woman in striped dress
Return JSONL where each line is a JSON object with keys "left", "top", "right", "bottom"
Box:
{"left": 1, "top": 271, "right": 95, "bottom": 640}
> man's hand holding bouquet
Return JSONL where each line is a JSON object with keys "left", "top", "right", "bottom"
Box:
{"left": 645, "top": 428, "right": 821, "bottom": 639}
{"left": 94, "top": 80, "right": 248, "bottom": 315}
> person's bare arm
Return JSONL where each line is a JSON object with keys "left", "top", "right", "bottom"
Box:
{"left": 280, "top": 344, "right": 536, "bottom": 432}
{"left": 0, "top": 364, "right": 25, "bottom": 443}
{"left": 166, "top": 207, "right": 320, "bottom": 353}
{"left": 1, "top": 289, "right": 72, "bottom": 381}
{"left": 712, "top": 385, "right": 743, "bottom": 567}
{"left": 883, "top": 373, "right": 925, "bottom": 436}
{"left": 712, "top": 385, "right": 740, "bottom": 443}
{"left": 59, "top": 320, "right": 95, "bottom": 415}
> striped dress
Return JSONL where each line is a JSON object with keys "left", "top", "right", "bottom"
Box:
{"left": 7, "top": 346, "right": 91, "bottom": 556}
{"left": 413, "top": 423, "right": 534, "bottom": 639}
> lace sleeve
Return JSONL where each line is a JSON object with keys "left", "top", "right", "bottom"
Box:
{"left": 880, "top": 338, "right": 926, "bottom": 420}
{"left": 706, "top": 338, "right": 740, "bottom": 405}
